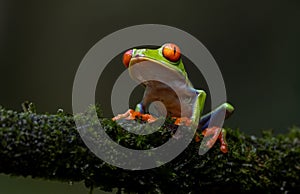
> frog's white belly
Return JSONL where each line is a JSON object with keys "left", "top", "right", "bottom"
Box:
{"left": 142, "top": 81, "right": 198, "bottom": 118}
{"left": 128, "top": 58, "right": 198, "bottom": 117}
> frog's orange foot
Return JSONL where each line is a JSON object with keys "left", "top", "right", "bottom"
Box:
{"left": 112, "top": 109, "right": 157, "bottom": 123}
{"left": 218, "top": 129, "right": 228, "bottom": 153}
{"left": 173, "top": 117, "right": 192, "bottom": 126}
{"left": 140, "top": 113, "right": 157, "bottom": 123}
{"left": 202, "top": 127, "right": 228, "bottom": 153}
{"left": 112, "top": 109, "right": 137, "bottom": 121}
{"left": 195, "top": 132, "right": 201, "bottom": 142}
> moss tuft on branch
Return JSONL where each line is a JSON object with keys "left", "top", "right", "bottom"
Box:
{"left": 0, "top": 105, "right": 299, "bottom": 193}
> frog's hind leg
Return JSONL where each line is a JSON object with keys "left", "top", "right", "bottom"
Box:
{"left": 199, "top": 102, "right": 234, "bottom": 130}
{"left": 197, "top": 103, "right": 234, "bottom": 153}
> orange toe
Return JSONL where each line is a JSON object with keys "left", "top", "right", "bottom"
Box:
{"left": 141, "top": 114, "right": 157, "bottom": 123}
{"left": 201, "top": 127, "right": 221, "bottom": 149}
{"left": 112, "top": 109, "right": 137, "bottom": 121}
{"left": 174, "top": 117, "right": 192, "bottom": 126}
{"left": 220, "top": 144, "right": 228, "bottom": 153}
{"left": 195, "top": 133, "right": 201, "bottom": 142}
{"left": 201, "top": 127, "right": 229, "bottom": 153}
{"left": 112, "top": 109, "right": 157, "bottom": 123}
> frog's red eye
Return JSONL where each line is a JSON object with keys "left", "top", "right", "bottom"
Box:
{"left": 122, "top": 49, "right": 133, "bottom": 68}
{"left": 162, "top": 43, "right": 181, "bottom": 62}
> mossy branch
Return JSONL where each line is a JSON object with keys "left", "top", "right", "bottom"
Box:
{"left": 0, "top": 104, "right": 300, "bottom": 193}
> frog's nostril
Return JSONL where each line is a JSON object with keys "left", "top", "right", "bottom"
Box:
{"left": 122, "top": 49, "right": 133, "bottom": 68}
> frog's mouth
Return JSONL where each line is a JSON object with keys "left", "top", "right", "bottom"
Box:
{"left": 128, "top": 57, "right": 187, "bottom": 87}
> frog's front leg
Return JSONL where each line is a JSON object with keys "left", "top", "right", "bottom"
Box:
{"left": 191, "top": 90, "right": 207, "bottom": 126}
{"left": 112, "top": 102, "right": 157, "bottom": 123}
{"left": 174, "top": 90, "right": 206, "bottom": 126}
{"left": 196, "top": 102, "right": 234, "bottom": 153}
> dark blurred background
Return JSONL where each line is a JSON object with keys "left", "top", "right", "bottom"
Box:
{"left": 0, "top": 0, "right": 299, "bottom": 193}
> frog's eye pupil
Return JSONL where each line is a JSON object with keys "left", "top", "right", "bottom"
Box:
{"left": 162, "top": 43, "right": 181, "bottom": 62}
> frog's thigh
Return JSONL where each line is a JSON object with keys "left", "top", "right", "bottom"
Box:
{"left": 191, "top": 90, "right": 206, "bottom": 125}
{"left": 199, "top": 102, "right": 234, "bottom": 130}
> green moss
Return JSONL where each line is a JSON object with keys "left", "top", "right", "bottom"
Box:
{"left": 0, "top": 104, "right": 299, "bottom": 193}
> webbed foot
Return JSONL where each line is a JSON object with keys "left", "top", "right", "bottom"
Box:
{"left": 112, "top": 109, "right": 157, "bottom": 123}
{"left": 197, "top": 127, "right": 228, "bottom": 153}
{"left": 173, "top": 117, "right": 192, "bottom": 126}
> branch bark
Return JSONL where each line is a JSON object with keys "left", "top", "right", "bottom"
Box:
{"left": 0, "top": 105, "right": 299, "bottom": 193}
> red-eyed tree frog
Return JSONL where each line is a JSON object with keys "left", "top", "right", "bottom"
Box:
{"left": 113, "top": 43, "right": 234, "bottom": 153}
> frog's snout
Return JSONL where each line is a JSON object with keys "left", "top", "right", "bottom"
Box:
{"left": 122, "top": 49, "right": 133, "bottom": 68}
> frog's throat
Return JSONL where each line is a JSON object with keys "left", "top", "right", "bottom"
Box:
{"left": 128, "top": 57, "right": 188, "bottom": 86}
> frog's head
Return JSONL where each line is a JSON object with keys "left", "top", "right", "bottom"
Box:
{"left": 122, "top": 43, "right": 189, "bottom": 85}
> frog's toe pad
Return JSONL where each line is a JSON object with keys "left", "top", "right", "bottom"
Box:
{"left": 220, "top": 144, "right": 228, "bottom": 153}
{"left": 219, "top": 129, "right": 228, "bottom": 153}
